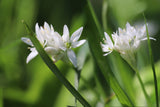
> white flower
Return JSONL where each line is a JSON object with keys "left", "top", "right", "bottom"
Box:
{"left": 22, "top": 22, "right": 86, "bottom": 67}
{"left": 101, "top": 32, "right": 114, "bottom": 56}
{"left": 22, "top": 22, "right": 65, "bottom": 63}
{"left": 62, "top": 25, "right": 86, "bottom": 67}
{"left": 101, "top": 22, "right": 155, "bottom": 56}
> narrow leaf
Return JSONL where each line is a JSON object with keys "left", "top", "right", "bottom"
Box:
{"left": 144, "top": 15, "right": 159, "bottom": 107}
{"left": 85, "top": 0, "right": 134, "bottom": 106}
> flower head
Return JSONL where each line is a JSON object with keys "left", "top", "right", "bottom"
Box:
{"left": 101, "top": 22, "right": 155, "bottom": 56}
{"left": 62, "top": 25, "right": 86, "bottom": 67}
{"left": 22, "top": 22, "right": 86, "bottom": 68}
{"left": 22, "top": 22, "right": 65, "bottom": 63}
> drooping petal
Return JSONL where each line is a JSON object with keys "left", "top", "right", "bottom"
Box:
{"left": 140, "top": 37, "right": 156, "bottom": 41}
{"left": 70, "top": 27, "right": 83, "bottom": 42}
{"left": 62, "top": 25, "right": 69, "bottom": 43}
{"left": 67, "top": 49, "right": 77, "bottom": 68}
{"left": 71, "top": 40, "right": 86, "bottom": 48}
{"left": 103, "top": 51, "right": 112, "bottom": 56}
{"left": 21, "top": 37, "right": 33, "bottom": 46}
{"left": 26, "top": 48, "right": 38, "bottom": 63}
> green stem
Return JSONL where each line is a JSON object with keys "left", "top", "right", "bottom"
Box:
{"left": 86, "top": 0, "right": 134, "bottom": 106}
{"left": 74, "top": 68, "right": 81, "bottom": 107}
{"left": 129, "top": 64, "right": 151, "bottom": 106}
{"left": 121, "top": 52, "right": 150, "bottom": 105}
{"left": 0, "top": 88, "right": 3, "bottom": 107}
{"left": 102, "top": 0, "right": 108, "bottom": 32}
{"left": 86, "top": 0, "right": 103, "bottom": 37}
{"left": 144, "top": 15, "right": 159, "bottom": 107}
{"left": 23, "top": 21, "right": 91, "bottom": 107}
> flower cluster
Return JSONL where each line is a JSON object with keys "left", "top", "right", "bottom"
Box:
{"left": 101, "top": 22, "right": 155, "bottom": 56}
{"left": 21, "top": 22, "right": 86, "bottom": 67}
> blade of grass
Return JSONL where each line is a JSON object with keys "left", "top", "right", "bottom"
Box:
{"left": 144, "top": 15, "right": 159, "bottom": 107}
{"left": 22, "top": 21, "right": 91, "bottom": 107}
{"left": 86, "top": 0, "right": 103, "bottom": 38}
{"left": 0, "top": 88, "right": 3, "bottom": 107}
{"left": 86, "top": 0, "right": 134, "bottom": 106}
{"left": 87, "top": 30, "right": 133, "bottom": 106}
{"left": 102, "top": 0, "right": 108, "bottom": 32}
{"left": 128, "top": 63, "right": 151, "bottom": 106}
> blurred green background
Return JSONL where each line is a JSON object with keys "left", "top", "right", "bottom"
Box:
{"left": 0, "top": 0, "right": 160, "bottom": 106}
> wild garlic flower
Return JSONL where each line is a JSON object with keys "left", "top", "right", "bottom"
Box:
{"left": 62, "top": 25, "right": 86, "bottom": 67}
{"left": 22, "top": 22, "right": 86, "bottom": 68}
{"left": 21, "top": 22, "right": 66, "bottom": 63}
{"left": 101, "top": 22, "right": 155, "bottom": 56}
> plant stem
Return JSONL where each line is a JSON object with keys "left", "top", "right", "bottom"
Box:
{"left": 121, "top": 52, "right": 151, "bottom": 106}
{"left": 102, "top": 0, "right": 108, "bottom": 32}
{"left": 86, "top": 1, "right": 134, "bottom": 106}
{"left": 130, "top": 64, "right": 151, "bottom": 106}
{"left": 86, "top": 0, "right": 103, "bottom": 37}
{"left": 144, "top": 15, "right": 159, "bottom": 107}
{"left": 0, "top": 88, "right": 3, "bottom": 107}
{"left": 74, "top": 68, "right": 81, "bottom": 107}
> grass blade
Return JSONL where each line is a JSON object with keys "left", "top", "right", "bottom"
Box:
{"left": 22, "top": 21, "right": 91, "bottom": 107}
{"left": 86, "top": 0, "right": 134, "bottom": 106}
{"left": 86, "top": 0, "right": 103, "bottom": 38}
{"left": 0, "top": 88, "right": 3, "bottom": 107}
{"left": 144, "top": 15, "right": 159, "bottom": 107}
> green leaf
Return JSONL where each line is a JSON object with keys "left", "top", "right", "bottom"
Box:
{"left": 0, "top": 88, "right": 3, "bottom": 107}
{"left": 22, "top": 21, "right": 91, "bottom": 107}
{"left": 144, "top": 15, "right": 159, "bottom": 107}
{"left": 86, "top": 0, "right": 134, "bottom": 106}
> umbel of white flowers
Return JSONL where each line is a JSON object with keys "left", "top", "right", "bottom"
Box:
{"left": 101, "top": 22, "right": 155, "bottom": 66}
{"left": 21, "top": 22, "right": 86, "bottom": 67}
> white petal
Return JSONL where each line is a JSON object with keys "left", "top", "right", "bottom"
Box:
{"left": 103, "top": 51, "right": 112, "bottom": 56}
{"left": 71, "top": 40, "right": 86, "bottom": 48}
{"left": 67, "top": 49, "right": 77, "bottom": 68}
{"left": 70, "top": 27, "right": 83, "bottom": 42}
{"left": 62, "top": 25, "right": 69, "bottom": 43}
{"left": 35, "top": 23, "right": 39, "bottom": 34}
{"left": 21, "top": 37, "right": 33, "bottom": 46}
{"left": 50, "top": 25, "right": 55, "bottom": 34}
{"left": 44, "top": 22, "right": 50, "bottom": 31}
{"left": 126, "top": 22, "right": 131, "bottom": 30}
{"left": 45, "top": 47, "right": 59, "bottom": 55}
{"left": 35, "top": 23, "right": 44, "bottom": 43}
{"left": 54, "top": 32, "right": 66, "bottom": 49}
{"left": 52, "top": 53, "right": 64, "bottom": 62}
{"left": 141, "top": 37, "right": 156, "bottom": 41}
{"left": 104, "top": 32, "right": 113, "bottom": 46}
{"left": 26, "top": 48, "right": 38, "bottom": 63}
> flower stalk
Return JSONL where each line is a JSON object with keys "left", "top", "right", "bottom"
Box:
{"left": 102, "top": 0, "right": 108, "bottom": 32}
{"left": 128, "top": 62, "right": 151, "bottom": 106}
{"left": 74, "top": 67, "right": 81, "bottom": 107}
{"left": 0, "top": 88, "right": 3, "bottom": 107}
